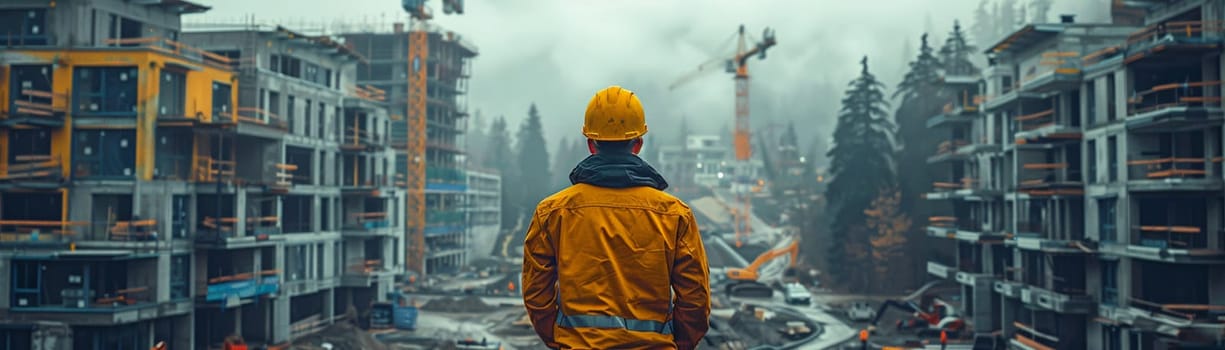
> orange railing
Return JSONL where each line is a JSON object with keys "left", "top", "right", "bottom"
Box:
{"left": 275, "top": 163, "right": 298, "bottom": 187}
{"left": 103, "top": 37, "right": 233, "bottom": 68}
{"left": 1128, "top": 81, "right": 1223, "bottom": 115}
{"left": 195, "top": 157, "right": 235, "bottom": 183}
{"left": 108, "top": 219, "right": 157, "bottom": 241}
{"left": 1022, "top": 51, "right": 1082, "bottom": 85}
{"left": 8, "top": 89, "right": 66, "bottom": 118}
{"left": 1127, "top": 157, "right": 1211, "bottom": 180}
{"left": 1082, "top": 45, "right": 1122, "bottom": 66}
{"left": 932, "top": 177, "right": 980, "bottom": 191}
{"left": 202, "top": 216, "right": 279, "bottom": 236}
{"left": 928, "top": 216, "right": 957, "bottom": 228}
{"left": 1015, "top": 109, "right": 1056, "bottom": 131}
{"left": 352, "top": 85, "right": 386, "bottom": 102}
{"left": 236, "top": 107, "right": 288, "bottom": 129}
{"left": 0, "top": 219, "right": 84, "bottom": 242}
{"left": 1127, "top": 21, "right": 1225, "bottom": 47}
{"left": 1, "top": 154, "right": 63, "bottom": 182}
{"left": 1130, "top": 297, "right": 1225, "bottom": 321}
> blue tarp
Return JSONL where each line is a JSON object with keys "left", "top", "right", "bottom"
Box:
{"left": 425, "top": 183, "right": 467, "bottom": 192}
{"left": 205, "top": 276, "right": 279, "bottom": 302}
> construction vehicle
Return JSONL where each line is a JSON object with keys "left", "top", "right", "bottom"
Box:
{"left": 670, "top": 25, "right": 777, "bottom": 248}
{"left": 868, "top": 287, "right": 966, "bottom": 337}
{"left": 722, "top": 234, "right": 798, "bottom": 298}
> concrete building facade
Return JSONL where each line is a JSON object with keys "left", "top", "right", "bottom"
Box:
{"left": 0, "top": 1, "right": 403, "bottom": 348}
{"left": 927, "top": 2, "right": 1225, "bottom": 349}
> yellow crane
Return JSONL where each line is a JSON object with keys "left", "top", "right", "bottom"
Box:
{"left": 402, "top": 0, "right": 464, "bottom": 277}
{"left": 671, "top": 25, "right": 776, "bottom": 247}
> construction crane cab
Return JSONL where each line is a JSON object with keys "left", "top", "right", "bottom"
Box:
{"left": 722, "top": 234, "right": 799, "bottom": 298}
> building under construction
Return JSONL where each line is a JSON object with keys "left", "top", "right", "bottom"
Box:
{"left": 344, "top": 23, "right": 477, "bottom": 276}
{"left": 0, "top": 0, "right": 405, "bottom": 348}
{"left": 925, "top": 1, "right": 1225, "bottom": 349}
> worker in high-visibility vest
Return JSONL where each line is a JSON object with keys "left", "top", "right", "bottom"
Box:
{"left": 522, "top": 86, "right": 710, "bottom": 350}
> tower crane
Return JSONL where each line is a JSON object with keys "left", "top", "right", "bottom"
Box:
{"left": 670, "top": 25, "right": 776, "bottom": 247}
{"left": 401, "top": 0, "right": 464, "bottom": 277}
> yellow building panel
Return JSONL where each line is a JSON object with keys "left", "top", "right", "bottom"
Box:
{"left": 1, "top": 47, "right": 236, "bottom": 181}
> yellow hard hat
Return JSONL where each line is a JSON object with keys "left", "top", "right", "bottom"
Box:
{"left": 582, "top": 86, "right": 647, "bottom": 141}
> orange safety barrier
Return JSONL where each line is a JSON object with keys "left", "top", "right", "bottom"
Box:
{"left": 1023, "top": 163, "right": 1067, "bottom": 170}
{"left": 103, "top": 37, "right": 233, "bottom": 67}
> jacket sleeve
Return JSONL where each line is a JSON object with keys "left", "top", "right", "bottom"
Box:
{"left": 521, "top": 210, "right": 559, "bottom": 349}
{"left": 671, "top": 211, "right": 710, "bottom": 350}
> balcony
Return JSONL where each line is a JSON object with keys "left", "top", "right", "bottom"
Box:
{"left": 926, "top": 140, "right": 971, "bottom": 164}
{"left": 341, "top": 259, "right": 396, "bottom": 287}
{"left": 194, "top": 157, "right": 235, "bottom": 183}
{"left": 342, "top": 212, "right": 393, "bottom": 237}
{"left": 0, "top": 219, "right": 82, "bottom": 246}
{"left": 202, "top": 271, "right": 280, "bottom": 305}
{"left": 1099, "top": 227, "right": 1225, "bottom": 264}
{"left": 924, "top": 178, "right": 1002, "bottom": 201}
{"left": 983, "top": 82, "right": 1043, "bottom": 111}
{"left": 234, "top": 107, "right": 288, "bottom": 138}
{"left": 955, "top": 271, "right": 996, "bottom": 288}
{"left": 1125, "top": 21, "right": 1225, "bottom": 66}
{"left": 341, "top": 127, "right": 388, "bottom": 152}
{"left": 1012, "top": 233, "right": 1092, "bottom": 254}
{"left": 1, "top": 89, "right": 66, "bottom": 128}
{"left": 270, "top": 163, "right": 298, "bottom": 193}
{"left": 196, "top": 216, "right": 281, "bottom": 247}
{"left": 425, "top": 167, "right": 467, "bottom": 192}
{"left": 107, "top": 219, "right": 158, "bottom": 242}
{"left": 0, "top": 154, "right": 66, "bottom": 188}
{"left": 926, "top": 261, "right": 957, "bottom": 280}
{"left": 994, "top": 280, "right": 1024, "bottom": 299}
{"left": 1126, "top": 81, "right": 1224, "bottom": 132}
{"left": 1128, "top": 298, "right": 1225, "bottom": 328}
{"left": 1022, "top": 286, "right": 1095, "bottom": 314}
{"left": 1126, "top": 157, "right": 1222, "bottom": 192}
{"left": 425, "top": 210, "right": 465, "bottom": 237}
{"left": 102, "top": 37, "right": 234, "bottom": 69}
{"left": 8, "top": 256, "right": 192, "bottom": 325}
{"left": 1019, "top": 52, "right": 1083, "bottom": 94}
{"left": 1014, "top": 111, "right": 1081, "bottom": 144}
{"left": 925, "top": 95, "right": 981, "bottom": 129}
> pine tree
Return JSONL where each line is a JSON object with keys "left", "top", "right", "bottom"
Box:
{"left": 484, "top": 116, "right": 517, "bottom": 229}
{"left": 940, "top": 21, "right": 979, "bottom": 77}
{"left": 864, "top": 188, "right": 912, "bottom": 291}
{"left": 825, "top": 57, "right": 897, "bottom": 289}
{"left": 516, "top": 103, "right": 553, "bottom": 219}
{"left": 998, "top": 0, "right": 1018, "bottom": 39}
{"left": 971, "top": 0, "right": 994, "bottom": 49}
{"left": 551, "top": 136, "right": 572, "bottom": 190}
{"left": 895, "top": 34, "right": 943, "bottom": 102}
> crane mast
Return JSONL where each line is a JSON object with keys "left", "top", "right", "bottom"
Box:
{"left": 402, "top": 0, "right": 462, "bottom": 277}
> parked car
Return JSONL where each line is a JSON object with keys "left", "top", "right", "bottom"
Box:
{"left": 847, "top": 301, "right": 877, "bottom": 322}
{"left": 782, "top": 283, "right": 812, "bottom": 305}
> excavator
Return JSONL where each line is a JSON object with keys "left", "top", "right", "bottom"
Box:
{"left": 722, "top": 234, "right": 799, "bottom": 298}
{"left": 868, "top": 281, "right": 965, "bottom": 337}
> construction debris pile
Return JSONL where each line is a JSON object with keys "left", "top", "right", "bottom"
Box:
{"left": 420, "top": 296, "right": 492, "bottom": 313}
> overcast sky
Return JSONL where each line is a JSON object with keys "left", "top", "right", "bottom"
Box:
{"left": 192, "top": 0, "right": 1107, "bottom": 153}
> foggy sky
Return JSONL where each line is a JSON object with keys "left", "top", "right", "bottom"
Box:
{"left": 193, "top": 0, "right": 1107, "bottom": 154}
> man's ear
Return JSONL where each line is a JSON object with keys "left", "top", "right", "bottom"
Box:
{"left": 587, "top": 139, "right": 597, "bottom": 155}
{"left": 631, "top": 138, "right": 644, "bottom": 155}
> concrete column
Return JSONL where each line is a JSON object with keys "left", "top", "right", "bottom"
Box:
{"left": 272, "top": 243, "right": 290, "bottom": 343}
{"left": 236, "top": 189, "right": 247, "bottom": 238}
{"left": 313, "top": 195, "right": 321, "bottom": 233}
{"left": 324, "top": 288, "right": 336, "bottom": 323}
{"left": 157, "top": 253, "right": 170, "bottom": 302}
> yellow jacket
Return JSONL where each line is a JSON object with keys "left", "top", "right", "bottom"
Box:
{"left": 523, "top": 174, "right": 710, "bottom": 350}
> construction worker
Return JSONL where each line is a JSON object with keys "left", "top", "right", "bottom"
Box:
{"left": 522, "top": 86, "right": 711, "bottom": 349}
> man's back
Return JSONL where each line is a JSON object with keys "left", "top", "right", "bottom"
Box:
{"left": 523, "top": 171, "right": 710, "bottom": 349}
